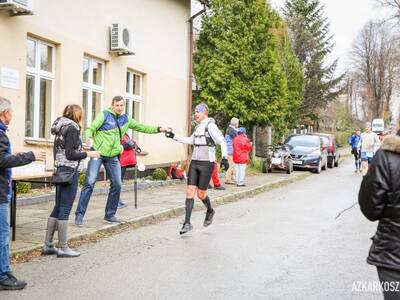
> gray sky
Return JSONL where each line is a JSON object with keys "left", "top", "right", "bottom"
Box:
{"left": 192, "top": 0, "right": 388, "bottom": 73}
{"left": 269, "top": 0, "right": 386, "bottom": 73}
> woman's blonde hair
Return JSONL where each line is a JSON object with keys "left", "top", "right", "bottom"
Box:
{"left": 63, "top": 104, "right": 83, "bottom": 125}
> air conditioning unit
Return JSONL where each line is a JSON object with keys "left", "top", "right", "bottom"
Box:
{"left": 0, "top": 0, "right": 34, "bottom": 15}
{"left": 110, "top": 23, "right": 134, "bottom": 56}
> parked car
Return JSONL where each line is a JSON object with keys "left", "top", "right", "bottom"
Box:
{"left": 284, "top": 134, "right": 328, "bottom": 174}
{"left": 262, "top": 145, "right": 293, "bottom": 174}
{"left": 311, "top": 133, "right": 340, "bottom": 168}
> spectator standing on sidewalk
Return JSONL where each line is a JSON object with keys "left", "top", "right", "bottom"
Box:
{"left": 0, "top": 97, "right": 46, "bottom": 290}
{"left": 75, "top": 96, "right": 169, "bottom": 226}
{"left": 359, "top": 127, "right": 400, "bottom": 300}
{"left": 43, "top": 105, "right": 100, "bottom": 258}
{"left": 225, "top": 117, "right": 239, "bottom": 184}
{"left": 165, "top": 103, "right": 229, "bottom": 234}
{"left": 233, "top": 127, "right": 252, "bottom": 187}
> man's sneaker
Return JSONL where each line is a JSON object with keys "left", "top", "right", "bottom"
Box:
{"left": 204, "top": 209, "right": 215, "bottom": 227}
{"left": 75, "top": 215, "right": 83, "bottom": 227}
{"left": 225, "top": 181, "right": 235, "bottom": 185}
{"left": 0, "top": 273, "right": 27, "bottom": 290}
{"left": 104, "top": 216, "right": 124, "bottom": 224}
{"left": 117, "top": 200, "right": 127, "bottom": 209}
{"left": 236, "top": 184, "right": 246, "bottom": 187}
{"left": 179, "top": 223, "right": 193, "bottom": 235}
{"left": 214, "top": 185, "right": 226, "bottom": 190}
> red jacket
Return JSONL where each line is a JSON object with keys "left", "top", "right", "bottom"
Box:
{"left": 233, "top": 134, "right": 252, "bottom": 164}
{"left": 120, "top": 134, "right": 137, "bottom": 167}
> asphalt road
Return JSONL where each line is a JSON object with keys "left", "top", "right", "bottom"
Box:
{"left": 7, "top": 158, "right": 382, "bottom": 300}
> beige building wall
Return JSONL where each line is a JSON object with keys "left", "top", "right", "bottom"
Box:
{"left": 0, "top": 0, "right": 191, "bottom": 175}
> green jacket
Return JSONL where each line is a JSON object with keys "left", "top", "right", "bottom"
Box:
{"left": 85, "top": 107, "right": 159, "bottom": 157}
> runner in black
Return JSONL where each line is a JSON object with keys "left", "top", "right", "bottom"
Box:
{"left": 166, "top": 103, "right": 228, "bottom": 234}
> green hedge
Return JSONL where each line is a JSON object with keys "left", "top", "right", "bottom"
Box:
{"left": 249, "top": 158, "right": 264, "bottom": 173}
{"left": 334, "top": 131, "right": 353, "bottom": 147}
{"left": 152, "top": 168, "right": 168, "bottom": 181}
{"left": 16, "top": 182, "right": 31, "bottom": 194}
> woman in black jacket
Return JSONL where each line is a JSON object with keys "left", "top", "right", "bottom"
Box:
{"left": 359, "top": 131, "right": 400, "bottom": 299}
{"left": 42, "top": 105, "right": 99, "bottom": 258}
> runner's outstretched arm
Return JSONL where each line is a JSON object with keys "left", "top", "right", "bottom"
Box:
{"left": 172, "top": 133, "right": 195, "bottom": 145}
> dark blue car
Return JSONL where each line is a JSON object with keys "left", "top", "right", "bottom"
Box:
{"left": 284, "top": 134, "right": 328, "bottom": 174}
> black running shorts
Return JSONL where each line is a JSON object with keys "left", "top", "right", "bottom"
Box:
{"left": 187, "top": 160, "right": 214, "bottom": 190}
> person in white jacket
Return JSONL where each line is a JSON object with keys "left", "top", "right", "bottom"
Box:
{"left": 166, "top": 103, "right": 228, "bottom": 234}
{"left": 358, "top": 125, "right": 381, "bottom": 176}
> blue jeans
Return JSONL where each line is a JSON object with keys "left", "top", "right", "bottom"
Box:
{"left": 0, "top": 202, "right": 10, "bottom": 281}
{"left": 50, "top": 168, "right": 79, "bottom": 220}
{"left": 235, "top": 163, "right": 247, "bottom": 185}
{"left": 75, "top": 156, "right": 122, "bottom": 219}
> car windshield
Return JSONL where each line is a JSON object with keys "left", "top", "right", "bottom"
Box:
{"left": 285, "top": 136, "right": 320, "bottom": 148}
{"left": 319, "top": 136, "right": 329, "bottom": 145}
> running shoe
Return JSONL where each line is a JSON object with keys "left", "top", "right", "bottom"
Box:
{"left": 179, "top": 223, "right": 193, "bottom": 234}
{"left": 203, "top": 209, "right": 215, "bottom": 227}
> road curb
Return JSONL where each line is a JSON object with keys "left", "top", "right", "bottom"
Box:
{"left": 16, "top": 178, "right": 186, "bottom": 206}
{"left": 11, "top": 171, "right": 312, "bottom": 261}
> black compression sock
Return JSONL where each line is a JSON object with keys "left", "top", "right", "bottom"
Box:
{"left": 202, "top": 196, "right": 212, "bottom": 211}
{"left": 185, "top": 198, "right": 194, "bottom": 224}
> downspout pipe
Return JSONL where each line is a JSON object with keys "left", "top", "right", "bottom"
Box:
{"left": 187, "top": 3, "right": 207, "bottom": 141}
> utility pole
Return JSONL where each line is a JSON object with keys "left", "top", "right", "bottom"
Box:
{"left": 187, "top": 1, "right": 208, "bottom": 155}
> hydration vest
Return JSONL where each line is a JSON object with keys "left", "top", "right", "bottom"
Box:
{"left": 193, "top": 121, "right": 216, "bottom": 147}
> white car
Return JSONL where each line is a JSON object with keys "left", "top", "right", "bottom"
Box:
{"left": 372, "top": 119, "right": 384, "bottom": 134}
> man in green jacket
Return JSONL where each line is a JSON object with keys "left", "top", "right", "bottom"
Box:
{"left": 75, "top": 96, "right": 168, "bottom": 225}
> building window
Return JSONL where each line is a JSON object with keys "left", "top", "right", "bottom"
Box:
{"left": 25, "top": 38, "right": 55, "bottom": 139}
{"left": 82, "top": 57, "right": 104, "bottom": 130}
{"left": 126, "top": 70, "right": 143, "bottom": 138}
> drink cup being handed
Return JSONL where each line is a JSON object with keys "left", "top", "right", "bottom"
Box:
{"left": 165, "top": 128, "right": 175, "bottom": 139}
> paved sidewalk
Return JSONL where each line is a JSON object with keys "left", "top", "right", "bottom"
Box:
{"left": 10, "top": 170, "right": 312, "bottom": 255}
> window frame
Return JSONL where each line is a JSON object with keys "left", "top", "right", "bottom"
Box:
{"left": 125, "top": 70, "right": 143, "bottom": 139}
{"left": 25, "top": 37, "right": 56, "bottom": 139}
{"left": 82, "top": 56, "right": 105, "bottom": 130}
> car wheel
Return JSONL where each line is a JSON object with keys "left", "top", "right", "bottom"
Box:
{"left": 334, "top": 156, "right": 339, "bottom": 167}
{"left": 322, "top": 158, "right": 328, "bottom": 171}
{"left": 285, "top": 161, "right": 293, "bottom": 174}
{"left": 328, "top": 158, "right": 333, "bottom": 168}
{"left": 314, "top": 160, "right": 322, "bottom": 174}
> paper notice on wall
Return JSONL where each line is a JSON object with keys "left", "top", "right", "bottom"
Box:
{"left": 1, "top": 67, "right": 19, "bottom": 90}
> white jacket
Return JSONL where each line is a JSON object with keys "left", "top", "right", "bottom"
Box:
{"left": 174, "top": 118, "right": 227, "bottom": 162}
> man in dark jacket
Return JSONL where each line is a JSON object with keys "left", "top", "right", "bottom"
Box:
{"left": 0, "top": 97, "right": 46, "bottom": 290}
{"left": 359, "top": 132, "right": 400, "bottom": 299}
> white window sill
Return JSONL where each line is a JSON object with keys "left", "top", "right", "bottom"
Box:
{"left": 24, "top": 137, "right": 53, "bottom": 146}
{"left": 24, "top": 138, "right": 149, "bottom": 156}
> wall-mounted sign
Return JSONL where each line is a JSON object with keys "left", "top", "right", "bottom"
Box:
{"left": 1, "top": 67, "right": 20, "bottom": 90}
